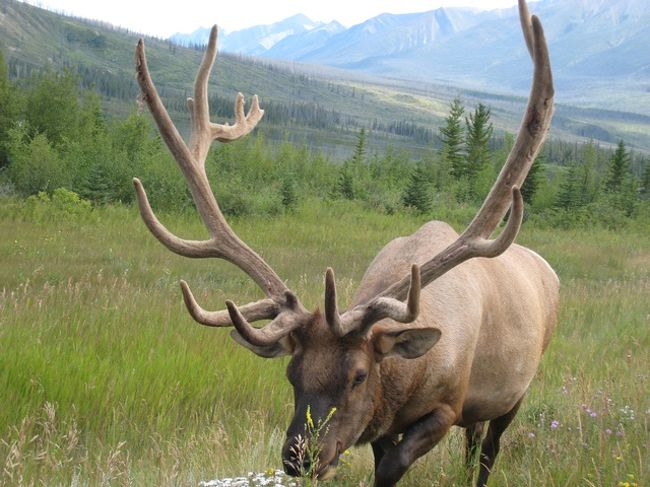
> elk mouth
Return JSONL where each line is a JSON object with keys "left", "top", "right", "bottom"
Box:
{"left": 314, "top": 441, "right": 343, "bottom": 480}
{"left": 283, "top": 437, "right": 344, "bottom": 479}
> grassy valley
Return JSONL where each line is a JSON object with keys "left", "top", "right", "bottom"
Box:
{"left": 0, "top": 199, "right": 648, "bottom": 485}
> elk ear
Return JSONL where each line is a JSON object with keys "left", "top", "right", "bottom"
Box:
{"left": 372, "top": 327, "right": 441, "bottom": 360}
{"left": 229, "top": 330, "right": 295, "bottom": 358}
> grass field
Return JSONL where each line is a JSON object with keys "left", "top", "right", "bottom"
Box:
{"left": 0, "top": 198, "right": 648, "bottom": 486}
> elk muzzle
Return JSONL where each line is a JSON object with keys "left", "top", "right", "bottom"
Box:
{"left": 282, "top": 434, "right": 342, "bottom": 479}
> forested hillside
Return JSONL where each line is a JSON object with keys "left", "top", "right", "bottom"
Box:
{"left": 2, "top": 0, "right": 650, "bottom": 152}
{"left": 0, "top": 0, "right": 649, "bottom": 229}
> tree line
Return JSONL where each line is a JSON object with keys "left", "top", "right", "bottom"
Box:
{"left": 0, "top": 50, "right": 648, "bottom": 228}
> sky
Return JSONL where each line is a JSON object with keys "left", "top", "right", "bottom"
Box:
{"left": 20, "top": 0, "right": 520, "bottom": 38}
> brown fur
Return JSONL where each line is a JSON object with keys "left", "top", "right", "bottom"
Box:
{"left": 279, "top": 220, "right": 558, "bottom": 486}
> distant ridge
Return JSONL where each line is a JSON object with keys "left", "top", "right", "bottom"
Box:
{"left": 170, "top": 14, "right": 338, "bottom": 55}
{"left": 171, "top": 0, "right": 650, "bottom": 115}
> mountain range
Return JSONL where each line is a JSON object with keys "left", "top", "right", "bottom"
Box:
{"left": 170, "top": 14, "right": 346, "bottom": 57}
{"left": 171, "top": 0, "right": 650, "bottom": 115}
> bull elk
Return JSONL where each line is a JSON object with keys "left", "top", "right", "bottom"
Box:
{"left": 132, "top": 1, "right": 557, "bottom": 485}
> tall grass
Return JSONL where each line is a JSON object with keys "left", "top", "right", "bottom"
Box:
{"left": 0, "top": 198, "right": 648, "bottom": 486}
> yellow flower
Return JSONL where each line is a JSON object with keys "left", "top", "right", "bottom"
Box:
{"left": 324, "top": 407, "right": 337, "bottom": 423}
{"left": 306, "top": 405, "right": 314, "bottom": 430}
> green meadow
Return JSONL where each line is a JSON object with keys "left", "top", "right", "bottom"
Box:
{"left": 0, "top": 197, "right": 648, "bottom": 486}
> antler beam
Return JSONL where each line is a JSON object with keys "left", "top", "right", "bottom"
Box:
{"left": 134, "top": 26, "right": 304, "bottom": 338}
{"left": 329, "top": 0, "right": 553, "bottom": 335}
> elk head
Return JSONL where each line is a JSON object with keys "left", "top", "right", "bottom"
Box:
{"left": 133, "top": 0, "right": 553, "bottom": 481}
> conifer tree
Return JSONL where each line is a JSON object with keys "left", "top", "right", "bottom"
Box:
{"left": 402, "top": 163, "right": 432, "bottom": 213}
{"left": 641, "top": 163, "right": 650, "bottom": 199}
{"left": 350, "top": 127, "right": 367, "bottom": 167}
{"left": 605, "top": 140, "right": 630, "bottom": 193}
{"left": 521, "top": 154, "right": 544, "bottom": 205}
{"left": 465, "top": 103, "right": 493, "bottom": 196}
{"left": 555, "top": 162, "right": 581, "bottom": 210}
{"left": 578, "top": 140, "right": 599, "bottom": 205}
{"left": 81, "top": 163, "right": 111, "bottom": 204}
{"left": 337, "top": 163, "right": 355, "bottom": 200}
{"left": 0, "top": 48, "right": 18, "bottom": 168}
{"left": 440, "top": 97, "right": 465, "bottom": 180}
{"left": 280, "top": 173, "right": 298, "bottom": 211}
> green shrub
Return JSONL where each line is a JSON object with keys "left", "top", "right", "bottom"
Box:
{"left": 6, "top": 128, "right": 71, "bottom": 195}
{"left": 22, "top": 188, "right": 92, "bottom": 222}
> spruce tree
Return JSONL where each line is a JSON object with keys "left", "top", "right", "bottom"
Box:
{"left": 605, "top": 140, "right": 630, "bottom": 193}
{"left": 465, "top": 103, "right": 493, "bottom": 196}
{"left": 337, "top": 163, "right": 355, "bottom": 200}
{"left": 641, "top": 163, "right": 650, "bottom": 199}
{"left": 578, "top": 140, "right": 599, "bottom": 205}
{"left": 521, "top": 154, "right": 544, "bottom": 205}
{"left": 280, "top": 174, "right": 298, "bottom": 211}
{"left": 555, "top": 162, "right": 581, "bottom": 210}
{"left": 402, "top": 163, "right": 432, "bottom": 213}
{"left": 350, "top": 127, "right": 367, "bottom": 166}
{"left": 0, "top": 48, "right": 18, "bottom": 168}
{"left": 81, "top": 163, "right": 111, "bottom": 204}
{"left": 440, "top": 97, "right": 465, "bottom": 180}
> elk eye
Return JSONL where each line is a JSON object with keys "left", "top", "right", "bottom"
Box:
{"left": 352, "top": 371, "right": 367, "bottom": 388}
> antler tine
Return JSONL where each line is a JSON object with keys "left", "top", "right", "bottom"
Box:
{"left": 328, "top": 265, "right": 422, "bottom": 337}
{"left": 335, "top": 0, "right": 552, "bottom": 335}
{"left": 212, "top": 93, "right": 264, "bottom": 143}
{"left": 226, "top": 293, "right": 306, "bottom": 346}
{"left": 180, "top": 280, "right": 278, "bottom": 327}
{"left": 135, "top": 39, "right": 194, "bottom": 173}
{"left": 519, "top": 0, "right": 534, "bottom": 57}
{"left": 463, "top": 7, "right": 553, "bottom": 241}
{"left": 133, "top": 178, "right": 216, "bottom": 257}
{"left": 187, "top": 26, "right": 264, "bottom": 161}
{"left": 325, "top": 268, "right": 344, "bottom": 336}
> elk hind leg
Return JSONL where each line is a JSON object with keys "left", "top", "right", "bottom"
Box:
{"left": 476, "top": 398, "right": 523, "bottom": 487}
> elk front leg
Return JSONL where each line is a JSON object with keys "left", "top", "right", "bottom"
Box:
{"left": 374, "top": 405, "right": 456, "bottom": 487}
{"left": 371, "top": 435, "right": 398, "bottom": 473}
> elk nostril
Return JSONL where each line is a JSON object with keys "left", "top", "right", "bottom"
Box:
{"left": 283, "top": 434, "right": 309, "bottom": 477}
{"left": 283, "top": 459, "right": 301, "bottom": 477}
{"left": 282, "top": 456, "right": 312, "bottom": 477}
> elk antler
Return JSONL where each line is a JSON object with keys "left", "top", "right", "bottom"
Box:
{"left": 134, "top": 26, "right": 308, "bottom": 344}
{"left": 328, "top": 0, "right": 554, "bottom": 337}
{"left": 325, "top": 265, "right": 421, "bottom": 336}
